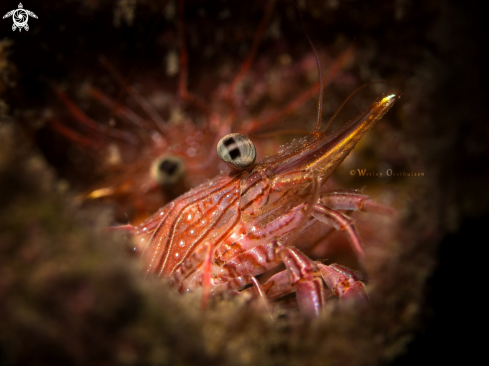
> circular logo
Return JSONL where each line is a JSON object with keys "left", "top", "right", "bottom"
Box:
{"left": 12, "top": 9, "right": 28, "bottom": 28}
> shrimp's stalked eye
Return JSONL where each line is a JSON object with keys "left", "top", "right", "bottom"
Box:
{"left": 217, "top": 133, "right": 256, "bottom": 170}
{"left": 150, "top": 155, "right": 186, "bottom": 186}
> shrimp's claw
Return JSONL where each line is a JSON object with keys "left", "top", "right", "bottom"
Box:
{"left": 280, "top": 247, "right": 326, "bottom": 318}
{"left": 317, "top": 263, "right": 369, "bottom": 304}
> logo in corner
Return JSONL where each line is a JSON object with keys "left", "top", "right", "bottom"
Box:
{"left": 3, "top": 3, "right": 38, "bottom": 32}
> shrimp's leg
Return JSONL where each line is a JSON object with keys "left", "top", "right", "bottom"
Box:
{"left": 225, "top": 0, "right": 276, "bottom": 101}
{"left": 321, "top": 190, "right": 395, "bottom": 216}
{"left": 317, "top": 263, "right": 369, "bottom": 304}
{"left": 218, "top": 241, "right": 367, "bottom": 316}
{"left": 98, "top": 57, "right": 168, "bottom": 132}
{"left": 48, "top": 119, "right": 102, "bottom": 150}
{"left": 105, "top": 224, "right": 135, "bottom": 234}
{"left": 260, "top": 270, "right": 296, "bottom": 300}
{"left": 279, "top": 247, "right": 326, "bottom": 318}
{"left": 238, "top": 250, "right": 324, "bottom": 317}
{"left": 87, "top": 85, "right": 154, "bottom": 131}
{"left": 238, "top": 271, "right": 293, "bottom": 301}
{"left": 312, "top": 204, "right": 364, "bottom": 258}
{"left": 311, "top": 192, "right": 396, "bottom": 257}
{"left": 52, "top": 86, "right": 138, "bottom": 144}
{"left": 201, "top": 242, "right": 215, "bottom": 309}
{"left": 247, "top": 275, "right": 271, "bottom": 314}
{"left": 261, "top": 262, "right": 369, "bottom": 306}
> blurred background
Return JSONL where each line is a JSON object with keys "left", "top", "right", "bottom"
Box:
{"left": 1, "top": 0, "right": 487, "bottom": 364}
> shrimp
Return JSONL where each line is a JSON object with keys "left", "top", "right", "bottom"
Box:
{"left": 135, "top": 88, "right": 401, "bottom": 317}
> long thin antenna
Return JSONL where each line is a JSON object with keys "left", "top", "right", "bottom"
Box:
{"left": 106, "top": 0, "right": 171, "bottom": 129}
{"left": 294, "top": 3, "right": 324, "bottom": 135}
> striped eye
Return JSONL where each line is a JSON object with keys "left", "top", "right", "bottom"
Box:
{"left": 217, "top": 133, "right": 256, "bottom": 170}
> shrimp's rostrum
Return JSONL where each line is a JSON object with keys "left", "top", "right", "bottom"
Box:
{"left": 136, "top": 91, "right": 401, "bottom": 317}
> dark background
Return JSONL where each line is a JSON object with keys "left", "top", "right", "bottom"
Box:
{"left": 1, "top": 0, "right": 487, "bottom": 364}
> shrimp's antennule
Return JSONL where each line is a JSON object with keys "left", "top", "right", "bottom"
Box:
{"left": 294, "top": 4, "right": 324, "bottom": 135}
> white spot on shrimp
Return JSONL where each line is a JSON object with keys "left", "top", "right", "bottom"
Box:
{"left": 142, "top": 227, "right": 147, "bottom": 232}
{"left": 190, "top": 229, "right": 195, "bottom": 235}
{"left": 179, "top": 240, "right": 185, "bottom": 248}
{"left": 187, "top": 214, "right": 192, "bottom": 220}
{"left": 187, "top": 147, "right": 197, "bottom": 157}
{"left": 175, "top": 252, "right": 179, "bottom": 258}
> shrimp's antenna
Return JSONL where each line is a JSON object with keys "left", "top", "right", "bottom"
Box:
{"left": 293, "top": 3, "right": 324, "bottom": 135}
{"left": 106, "top": 0, "right": 171, "bottom": 131}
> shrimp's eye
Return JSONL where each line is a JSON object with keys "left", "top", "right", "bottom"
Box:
{"left": 217, "top": 133, "right": 256, "bottom": 170}
{"left": 150, "top": 155, "right": 186, "bottom": 186}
